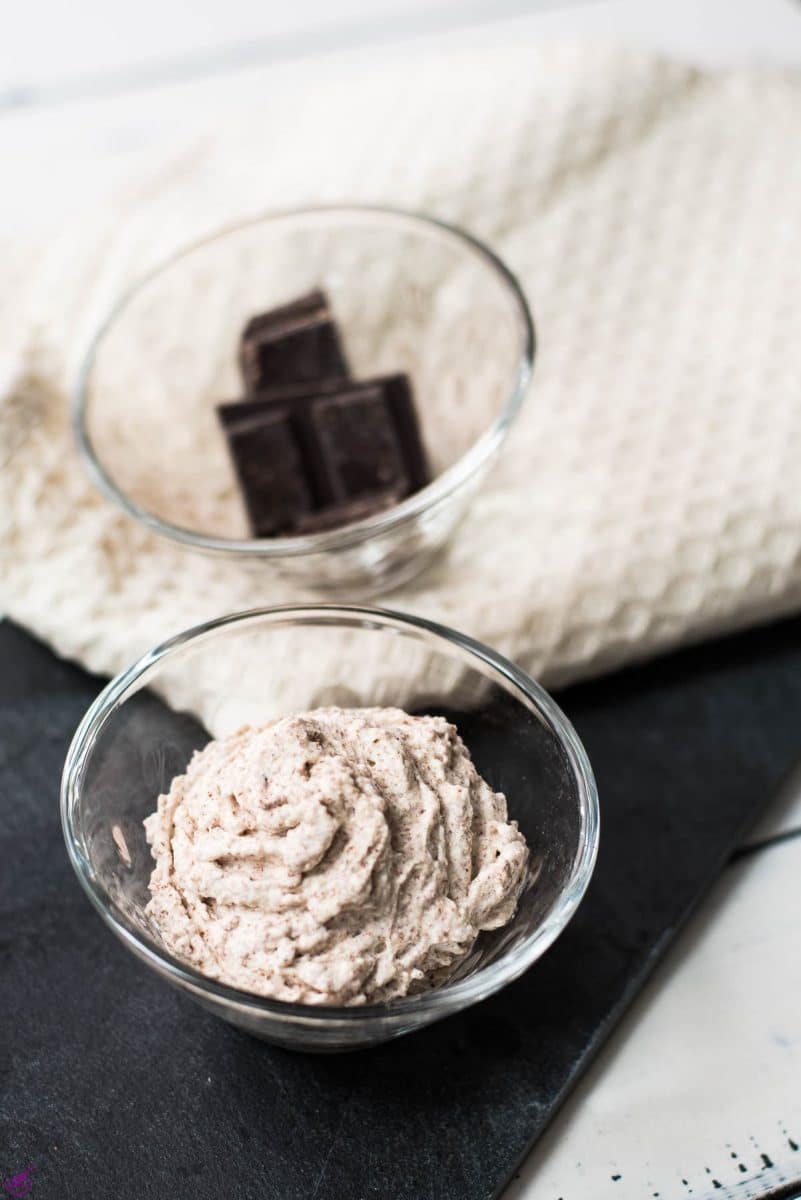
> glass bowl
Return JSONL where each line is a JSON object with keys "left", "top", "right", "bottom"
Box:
{"left": 61, "top": 606, "right": 598, "bottom": 1052}
{"left": 73, "top": 206, "right": 534, "bottom": 595}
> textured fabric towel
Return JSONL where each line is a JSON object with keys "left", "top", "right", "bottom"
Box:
{"left": 2, "top": 45, "right": 801, "bottom": 700}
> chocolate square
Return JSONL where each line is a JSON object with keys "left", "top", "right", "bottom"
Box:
{"left": 224, "top": 412, "right": 314, "bottom": 537}
{"left": 311, "top": 385, "right": 410, "bottom": 501}
{"left": 238, "top": 290, "right": 349, "bottom": 392}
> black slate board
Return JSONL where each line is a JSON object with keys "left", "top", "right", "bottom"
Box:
{"left": 2, "top": 615, "right": 801, "bottom": 1200}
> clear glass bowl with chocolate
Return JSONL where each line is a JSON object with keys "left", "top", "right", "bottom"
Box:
{"left": 74, "top": 207, "right": 534, "bottom": 594}
{"left": 61, "top": 606, "right": 598, "bottom": 1052}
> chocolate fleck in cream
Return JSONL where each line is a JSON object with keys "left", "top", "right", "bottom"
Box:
{"left": 143, "top": 707, "right": 529, "bottom": 1006}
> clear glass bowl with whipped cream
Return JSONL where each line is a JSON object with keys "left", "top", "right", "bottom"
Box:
{"left": 62, "top": 606, "right": 598, "bottom": 1052}
{"left": 73, "top": 206, "right": 534, "bottom": 595}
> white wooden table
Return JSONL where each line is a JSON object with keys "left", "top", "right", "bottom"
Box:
{"left": 3, "top": 2, "right": 800, "bottom": 1196}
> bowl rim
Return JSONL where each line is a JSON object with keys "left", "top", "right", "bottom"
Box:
{"left": 72, "top": 203, "right": 535, "bottom": 557}
{"left": 61, "top": 604, "right": 598, "bottom": 1023}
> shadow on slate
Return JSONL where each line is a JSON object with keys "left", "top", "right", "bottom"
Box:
{"left": 2, "top": 616, "right": 801, "bottom": 1199}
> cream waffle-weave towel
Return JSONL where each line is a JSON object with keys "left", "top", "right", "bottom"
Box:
{"left": 2, "top": 44, "right": 801, "bottom": 707}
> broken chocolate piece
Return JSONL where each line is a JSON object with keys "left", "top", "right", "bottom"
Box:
{"left": 313, "top": 385, "right": 410, "bottom": 501}
{"left": 224, "top": 289, "right": 429, "bottom": 538}
{"left": 381, "top": 376, "right": 431, "bottom": 496}
{"left": 225, "top": 412, "right": 315, "bottom": 537}
{"left": 238, "top": 289, "right": 349, "bottom": 392}
{"left": 220, "top": 374, "right": 428, "bottom": 501}
{"left": 218, "top": 374, "right": 429, "bottom": 536}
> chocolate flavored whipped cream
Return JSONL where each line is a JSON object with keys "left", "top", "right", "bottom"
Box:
{"left": 143, "top": 707, "right": 529, "bottom": 1005}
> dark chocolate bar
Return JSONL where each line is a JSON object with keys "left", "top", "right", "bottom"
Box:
{"left": 218, "top": 374, "right": 429, "bottom": 538}
{"left": 221, "top": 375, "right": 429, "bottom": 498}
{"left": 239, "top": 289, "right": 349, "bottom": 392}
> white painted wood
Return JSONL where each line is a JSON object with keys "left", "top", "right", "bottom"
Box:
{"left": 3, "top": 0, "right": 801, "bottom": 239}
{"left": 3, "top": 0, "right": 801, "bottom": 105}
{"left": 1, "top": 0, "right": 440, "bottom": 94}
{"left": 508, "top": 812, "right": 801, "bottom": 1199}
